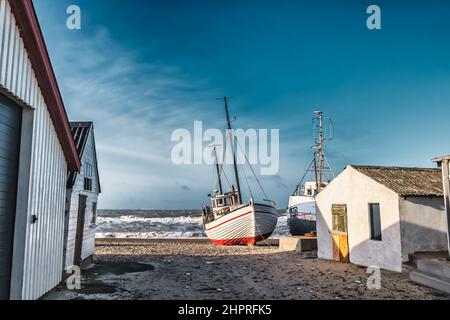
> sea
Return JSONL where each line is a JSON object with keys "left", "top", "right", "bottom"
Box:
{"left": 96, "top": 209, "right": 290, "bottom": 239}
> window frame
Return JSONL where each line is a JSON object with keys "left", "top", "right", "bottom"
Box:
{"left": 85, "top": 162, "right": 93, "bottom": 178}
{"left": 84, "top": 177, "right": 93, "bottom": 191}
{"left": 331, "top": 204, "right": 348, "bottom": 233}
{"left": 369, "top": 203, "right": 382, "bottom": 241}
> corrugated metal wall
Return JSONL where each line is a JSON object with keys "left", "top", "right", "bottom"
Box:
{"left": 0, "top": 0, "right": 39, "bottom": 108}
{"left": 0, "top": 0, "right": 68, "bottom": 300}
{"left": 21, "top": 98, "right": 67, "bottom": 300}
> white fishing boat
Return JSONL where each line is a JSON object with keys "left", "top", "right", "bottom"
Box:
{"left": 287, "top": 111, "right": 334, "bottom": 236}
{"left": 287, "top": 182, "right": 325, "bottom": 236}
{"left": 203, "top": 188, "right": 278, "bottom": 246}
{"left": 202, "top": 97, "right": 278, "bottom": 246}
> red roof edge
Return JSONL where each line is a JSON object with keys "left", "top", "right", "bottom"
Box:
{"left": 9, "top": 0, "right": 80, "bottom": 171}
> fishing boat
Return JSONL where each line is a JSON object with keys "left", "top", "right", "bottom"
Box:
{"left": 201, "top": 97, "right": 278, "bottom": 246}
{"left": 287, "top": 111, "right": 334, "bottom": 236}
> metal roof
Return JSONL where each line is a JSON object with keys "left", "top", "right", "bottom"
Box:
{"left": 70, "top": 122, "right": 91, "bottom": 158}
{"left": 351, "top": 165, "right": 443, "bottom": 197}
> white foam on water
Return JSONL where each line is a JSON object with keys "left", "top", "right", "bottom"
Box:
{"left": 95, "top": 232, "right": 207, "bottom": 239}
{"left": 98, "top": 215, "right": 203, "bottom": 225}
{"left": 95, "top": 214, "right": 289, "bottom": 239}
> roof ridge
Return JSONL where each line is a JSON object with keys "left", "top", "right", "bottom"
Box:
{"left": 350, "top": 165, "right": 439, "bottom": 171}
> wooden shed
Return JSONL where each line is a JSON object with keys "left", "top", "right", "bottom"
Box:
{"left": 0, "top": 0, "right": 80, "bottom": 299}
{"left": 64, "top": 122, "right": 101, "bottom": 270}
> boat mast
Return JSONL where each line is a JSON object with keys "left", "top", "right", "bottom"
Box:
{"left": 313, "top": 111, "right": 325, "bottom": 194}
{"left": 222, "top": 96, "right": 243, "bottom": 204}
{"left": 213, "top": 145, "right": 223, "bottom": 195}
{"left": 292, "top": 111, "right": 332, "bottom": 197}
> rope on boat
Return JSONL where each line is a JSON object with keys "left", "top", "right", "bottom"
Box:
{"left": 234, "top": 139, "right": 276, "bottom": 249}
{"left": 324, "top": 150, "right": 336, "bottom": 179}
{"left": 212, "top": 141, "right": 232, "bottom": 192}
{"left": 291, "top": 158, "right": 315, "bottom": 197}
{"left": 235, "top": 139, "right": 268, "bottom": 200}
{"left": 239, "top": 159, "right": 254, "bottom": 200}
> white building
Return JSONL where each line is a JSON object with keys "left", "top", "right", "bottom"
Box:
{"left": 64, "top": 122, "right": 101, "bottom": 270}
{"left": 0, "top": 0, "right": 80, "bottom": 299}
{"left": 316, "top": 165, "right": 448, "bottom": 272}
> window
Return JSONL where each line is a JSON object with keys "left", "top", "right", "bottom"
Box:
{"left": 91, "top": 202, "right": 97, "bottom": 226}
{"left": 369, "top": 203, "right": 382, "bottom": 241}
{"left": 85, "top": 163, "right": 93, "bottom": 178}
{"left": 84, "top": 177, "right": 92, "bottom": 191}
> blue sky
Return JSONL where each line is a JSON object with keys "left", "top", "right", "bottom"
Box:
{"left": 34, "top": 0, "right": 450, "bottom": 209}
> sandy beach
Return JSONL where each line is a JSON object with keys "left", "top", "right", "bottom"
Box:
{"left": 43, "top": 239, "right": 450, "bottom": 300}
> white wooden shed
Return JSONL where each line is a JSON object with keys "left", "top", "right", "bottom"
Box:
{"left": 316, "top": 165, "right": 448, "bottom": 272}
{"left": 0, "top": 0, "right": 80, "bottom": 299}
{"left": 64, "top": 122, "right": 101, "bottom": 270}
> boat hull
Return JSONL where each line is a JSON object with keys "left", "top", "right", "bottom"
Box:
{"left": 287, "top": 195, "right": 317, "bottom": 236}
{"left": 204, "top": 203, "right": 278, "bottom": 246}
{"left": 287, "top": 217, "right": 316, "bottom": 236}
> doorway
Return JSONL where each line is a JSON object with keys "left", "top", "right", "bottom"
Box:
{"left": 331, "top": 204, "right": 349, "bottom": 263}
{"left": 73, "top": 195, "right": 87, "bottom": 267}
{"left": 0, "top": 95, "right": 22, "bottom": 299}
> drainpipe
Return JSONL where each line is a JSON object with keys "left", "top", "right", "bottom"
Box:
{"left": 442, "top": 159, "right": 450, "bottom": 261}
{"left": 432, "top": 156, "right": 450, "bottom": 261}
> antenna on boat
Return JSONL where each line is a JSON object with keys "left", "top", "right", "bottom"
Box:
{"left": 291, "top": 111, "right": 334, "bottom": 197}
{"left": 218, "top": 96, "right": 243, "bottom": 204}
{"left": 313, "top": 111, "right": 325, "bottom": 193}
{"left": 312, "top": 111, "right": 334, "bottom": 193}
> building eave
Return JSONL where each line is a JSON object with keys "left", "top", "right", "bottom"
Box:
{"left": 8, "top": 0, "right": 80, "bottom": 171}
{"left": 432, "top": 155, "right": 450, "bottom": 164}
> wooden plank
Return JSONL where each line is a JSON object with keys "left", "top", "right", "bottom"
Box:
{"left": 339, "top": 234, "right": 349, "bottom": 263}
{"left": 332, "top": 233, "right": 340, "bottom": 261}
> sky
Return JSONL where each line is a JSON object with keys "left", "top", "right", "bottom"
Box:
{"left": 33, "top": 0, "right": 450, "bottom": 209}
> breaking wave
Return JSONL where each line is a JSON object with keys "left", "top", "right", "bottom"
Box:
{"left": 95, "top": 210, "right": 289, "bottom": 239}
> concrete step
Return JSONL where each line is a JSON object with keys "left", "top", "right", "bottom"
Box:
{"left": 279, "top": 236, "right": 317, "bottom": 252}
{"left": 410, "top": 270, "right": 450, "bottom": 294}
{"left": 256, "top": 238, "right": 279, "bottom": 246}
{"left": 417, "top": 259, "right": 450, "bottom": 280}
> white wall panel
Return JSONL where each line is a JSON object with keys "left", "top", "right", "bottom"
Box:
{"left": 1, "top": 0, "right": 68, "bottom": 300}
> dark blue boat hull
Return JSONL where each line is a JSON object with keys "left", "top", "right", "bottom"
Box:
{"left": 287, "top": 217, "right": 316, "bottom": 236}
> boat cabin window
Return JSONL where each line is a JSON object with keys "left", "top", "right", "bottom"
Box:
{"left": 212, "top": 192, "right": 239, "bottom": 209}
{"left": 212, "top": 198, "right": 226, "bottom": 208}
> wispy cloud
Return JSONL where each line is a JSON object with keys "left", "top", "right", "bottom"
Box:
{"left": 40, "top": 24, "right": 226, "bottom": 209}
{"left": 35, "top": 3, "right": 364, "bottom": 210}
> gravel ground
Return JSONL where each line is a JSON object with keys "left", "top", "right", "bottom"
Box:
{"left": 43, "top": 239, "right": 450, "bottom": 300}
